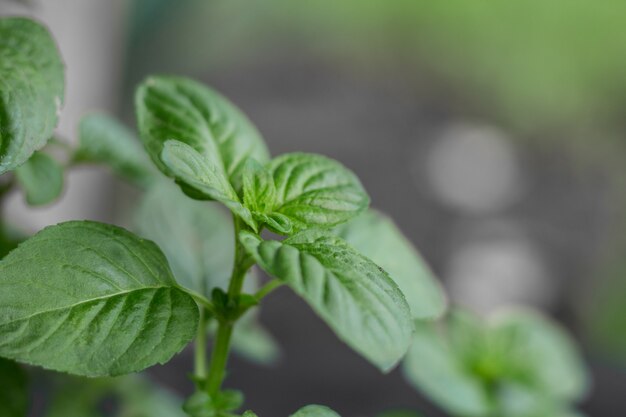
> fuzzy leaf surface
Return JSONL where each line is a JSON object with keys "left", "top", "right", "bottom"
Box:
{"left": 0, "top": 17, "right": 64, "bottom": 174}
{"left": 76, "top": 114, "right": 154, "bottom": 187}
{"left": 14, "top": 152, "right": 63, "bottom": 206}
{"left": 0, "top": 221, "right": 198, "bottom": 377}
{"left": 240, "top": 230, "right": 412, "bottom": 372}
{"left": 335, "top": 209, "right": 446, "bottom": 320}
{"left": 135, "top": 75, "right": 268, "bottom": 187}
{"left": 267, "top": 153, "right": 369, "bottom": 232}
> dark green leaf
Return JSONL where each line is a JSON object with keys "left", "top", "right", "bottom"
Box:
{"left": 0, "top": 221, "right": 198, "bottom": 377}
{"left": 334, "top": 209, "right": 447, "bottom": 320}
{"left": 0, "top": 17, "right": 64, "bottom": 174}
{"left": 0, "top": 358, "right": 28, "bottom": 417}
{"left": 160, "top": 140, "right": 256, "bottom": 230}
{"left": 240, "top": 230, "right": 412, "bottom": 372}
{"left": 403, "top": 322, "right": 491, "bottom": 417}
{"left": 75, "top": 114, "right": 154, "bottom": 187}
{"left": 267, "top": 153, "right": 369, "bottom": 232}
{"left": 135, "top": 75, "right": 269, "bottom": 187}
{"left": 14, "top": 152, "right": 63, "bottom": 206}
{"left": 290, "top": 405, "right": 341, "bottom": 417}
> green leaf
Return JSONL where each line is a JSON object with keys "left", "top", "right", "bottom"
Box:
{"left": 334, "top": 209, "right": 447, "bottom": 320}
{"left": 267, "top": 153, "right": 369, "bottom": 232}
{"left": 115, "top": 375, "right": 187, "bottom": 417}
{"left": 290, "top": 405, "right": 341, "bottom": 417}
{"left": 135, "top": 180, "right": 235, "bottom": 295}
{"left": 240, "top": 230, "right": 413, "bottom": 372}
{"left": 0, "top": 221, "right": 198, "bottom": 377}
{"left": 75, "top": 113, "right": 154, "bottom": 188}
{"left": 0, "top": 358, "right": 28, "bottom": 417}
{"left": 160, "top": 140, "right": 256, "bottom": 231}
{"left": 403, "top": 322, "right": 491, "bottom": 417}
{"left": 242, "top": 158, "right": 276, "bottom": 213}
{"left": 135, "top": 180, "right": 278, "bottom": 364}
{"left": 135, "top": 75, "right": 269, "bottom": 187}
{"left": 489, "top": 309, "right": 589, "bottom": 402}
{"left": 242, "top": 412, "right": 259, "bottom": 417}
{"left": 14, "top": 151, "right": 63, "bottom": 206}
{"left": 0, "top": 17, "right": 65, "bottom": 174}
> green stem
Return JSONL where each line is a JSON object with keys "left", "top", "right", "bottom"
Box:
{"left": 194, "top": 308, "right": 208, "bottom": 381}
{"left": 205, "top": 216, "right": 254, "bottom": 396}
{"left": 254, "top": 279, "right": 283, "bottom": 300}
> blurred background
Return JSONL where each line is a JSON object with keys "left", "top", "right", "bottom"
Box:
{"left": 1, "top": 0, "right": 625, "bottom": 415}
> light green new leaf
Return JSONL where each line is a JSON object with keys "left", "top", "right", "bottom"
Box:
{"left": 0, "top": 358, "right": 28, "bottom": 417}
{"left": 242, "top": 158, "right": 276, "bottom": 213}
{"left": 14, "top": 152, "right": 63, "bottom": 206}
{"left": 489, "top": 309, "right": 590, "bottom": 402}
{"left": 242, "top": 412, "right": 259, "bottom": 417}
{"left": 135, "top": 75, "right": 269, "bottom": 186}
{"left": 240, "top": 230, "right": 413, "bottom": 372}
{"left": 290, "top": 405, "right": 341, "bottom": 417}
{"left": 334, "top": 209, "right": 446, "bottom": 320}
{"left": 135, "top": 180, "right": 279, "bottom": 364}
{"left": 267, "top": 153, "right": 369, "bottom": 232}
{"left": 403, "top": 323, "right": 491, "bottom": 417}
{"left": 75, "top": 113, "right": 154, "bottom": 188}
{"left": 0, "top": 17, "right": 64, "bottom": 174}
{"left": 161, "top": 140, "right": 256, "bottom": 231}
{"left": 0, "top": 221, "right": 198, "bottom": 377}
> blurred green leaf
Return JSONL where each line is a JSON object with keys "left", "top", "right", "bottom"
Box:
{"left": 0, "top": 17, "right": 64, "bottom": 174}
{"left": 15, "top": 152, "right": 63, "bottom": 206}
{"left": 76, "top": 113, "right": 154, "bottom": 188}
{"left": 0, "top": 358, "right": 28, "bottom": 417}
{"left": 403, "top": 322, "right": 491, "bottom": 417}
{"left": 334, "top": 209, "right": 446, "bottom": 320}
{"left": 290, "top": 405, "right": 341, "bottom": 417}
{"left": 135, "top": 180, "right": 279, "bottom": 364}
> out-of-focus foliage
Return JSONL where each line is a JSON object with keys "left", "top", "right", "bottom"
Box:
{"left": 403, "top": 308, "right": 589, "bottom": 417}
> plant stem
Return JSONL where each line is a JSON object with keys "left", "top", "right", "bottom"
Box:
{"left": 254, "top": 279, "right": 283, "bottom": 300}
{"left": 194, "top": 308, "right": 208, "bottom": 381}
{"left": 204, "top": 216, "right": 254, "bottom": 396}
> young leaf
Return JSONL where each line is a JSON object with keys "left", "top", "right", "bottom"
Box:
{"left": 0, "top": 17, "right": 64, "bottom": 174}
{"left": 15, "top": 151, "right": 64, "bottom": 206}
{"left": 242, "top": 158, "right": 276, "bottom": 214}
{"left": 135, "top": 75, "right": 269, "bottom": 186}
{"left": 334, "top": 209, "right": 447, "bottom": 320}
{"left": 240, "top": 230, "right": 413, "bottom": 372}
{"left": 0, "top": 358, "right": 28, "bottom": 417}
{"left": 0, "top": 221, "right": 198, "bottom": 377}
{"left": 75, "top": 113, "right": 154, "bottom": 188}
{"left": 402, "top": 323, "right": 491, "bottom": 417}
{"left": 290, "top": 405, "right": 341, "bottom": 417}
{"left": 267, "top": 153, "right": 369, "bottom": 232}
{"left": 160, "top": 140, "right": 256, "bottom": 231}
{"left": 242, "top": 412, "right": 259, "bottom": 417}
{"left": 376, "top": 412, "right": 424, "bottom": 417}
{"left": 135, "top": 181, "right": 279, "bottom": 364}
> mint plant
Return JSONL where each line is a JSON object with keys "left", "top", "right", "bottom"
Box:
{"left": 0, "top": 16, "right": 588, "bottom": 417}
